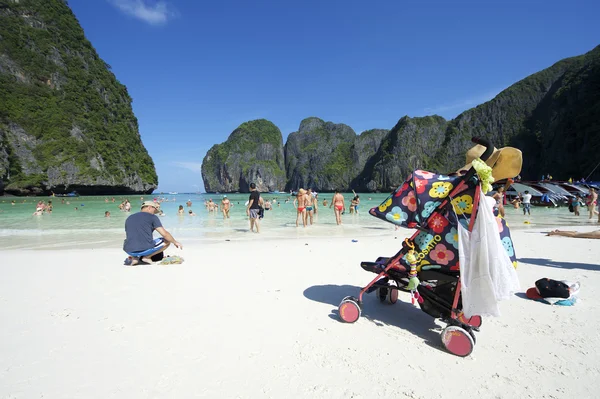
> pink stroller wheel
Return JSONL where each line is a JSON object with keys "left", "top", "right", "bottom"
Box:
{"left": 338, "top": 298, "right": 361, "bottom": 323}
{"left": 467, "top": 315, "right": 482, "bottom": 328}
{"left": 458, "top": 313, "right": 483, "bottom": 328}
{"left": 441, "top": 326, "right": 475, "bottom": 357}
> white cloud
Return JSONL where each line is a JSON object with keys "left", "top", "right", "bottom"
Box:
{"left": 109, "top": 0, "right": 176, "bottom": 25}
{"left": 172, "top": 161, "right": 203, "bottom": 174}
{"left": 424, "top": 89, "right": 503, "bottom": 117}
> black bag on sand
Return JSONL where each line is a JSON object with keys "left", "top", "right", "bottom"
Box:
{"left": 535, "top": 278, "right": 570, "bottom": 298}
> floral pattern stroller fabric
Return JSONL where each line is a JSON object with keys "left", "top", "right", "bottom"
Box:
{"left": 337, "top": 138, "right": 520, "bottom": 357}
{"left": 370, "top": 169, "right": 518, "bottom": 271}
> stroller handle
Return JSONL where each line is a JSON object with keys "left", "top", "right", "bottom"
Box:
{"left": 471, "top": 137, "right": 494, "bottom": 162}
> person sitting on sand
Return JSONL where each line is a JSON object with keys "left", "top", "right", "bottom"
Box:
{"left": 123, "top": 201, "right": 182, "bottom": 265}
{"left": 547, "top": 229, "right": 600, "bottom": 239}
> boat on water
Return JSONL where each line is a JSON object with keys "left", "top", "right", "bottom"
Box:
{"left": 554, "top": 182, "right": 589, "bottom": 196}
{"left": 54, "top": 191, "right": 79, "bottom": 197}
{"left": 168, "top": 192, "right": 178, "bottom": 195}
{"left": 521, "top": 181, "right": 570, "bottom": 206}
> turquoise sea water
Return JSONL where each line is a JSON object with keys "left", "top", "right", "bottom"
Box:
{"left": 0, "top": 192, "right": 596, "bottom": 250}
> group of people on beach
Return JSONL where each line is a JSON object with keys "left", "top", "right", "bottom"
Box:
{"left": 121, "top": 186, "right": 370, "bottom": 265}
{"left": 492, "top": 185, "right": 532, "bottom": 217}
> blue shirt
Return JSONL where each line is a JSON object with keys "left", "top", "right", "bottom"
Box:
{"left": 123, "top": 212, "right": 163, "bottom": 253}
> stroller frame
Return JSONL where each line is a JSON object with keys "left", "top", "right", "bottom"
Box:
{"left": 338, "top": 138, "right": 494, "bottom": 357}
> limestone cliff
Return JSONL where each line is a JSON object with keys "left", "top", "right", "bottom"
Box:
{"left": 200, "top": 46, "right": 600, "bottom": 193}
{"left": 0, "top": 0, "right": 157, "bottom": 195}
{"left": 201, "top": 119, "right": 286, "bottom": 192}
{"left": 355, "top": 116, "right": 447, "bottom": 191}
{"left": 284, "top": 118, "right": 358, "bottom": 191}
{"left": 433, "top": 45, "right": 600, "bottom": 180}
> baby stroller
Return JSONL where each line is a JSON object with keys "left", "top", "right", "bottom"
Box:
{"left": 338, "top": 138, "right": 518, "bottom": 357}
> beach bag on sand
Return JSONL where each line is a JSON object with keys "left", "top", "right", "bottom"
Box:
{"left": 526, "top": 279, "right": 580, "bottom": 306}
{"left": 150, "top": 252, "right": 164, "bottom": 262}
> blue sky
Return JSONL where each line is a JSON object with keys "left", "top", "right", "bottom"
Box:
{"left": 67, "top": 0, "right": 600, "bottom": 193}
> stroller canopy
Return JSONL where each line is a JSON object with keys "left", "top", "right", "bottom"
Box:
{"left": 370, "top": 170, "right": 517, "bottom": 271}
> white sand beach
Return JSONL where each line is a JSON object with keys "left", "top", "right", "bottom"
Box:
{"left": 1, "top": 227, "right": 599, "bottom": 398}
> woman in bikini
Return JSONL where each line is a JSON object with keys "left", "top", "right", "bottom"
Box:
{"left": 330, "top": 190, "right": 345, "bottom": 225}
{"left": 492, "top": 179, "right": 513, "bottom": 218}
{"left": 586, "top": 188, "right": 598, "bottom": 220}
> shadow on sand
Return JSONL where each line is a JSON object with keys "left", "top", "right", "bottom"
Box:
{"left": 303, "top": 284, "right": 445, "bottom": 352}
{"left": 519, "top": 257, "right": 599, "bottom": 271}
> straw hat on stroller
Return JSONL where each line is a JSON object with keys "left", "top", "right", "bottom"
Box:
{"left": 457, "top": 144, "right": 523, "bottom": 181}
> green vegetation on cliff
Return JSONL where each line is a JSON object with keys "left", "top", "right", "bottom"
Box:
{"left": 201, "top": 119, "right": 286, "bottom": 192}
{"left": 0, "top": 0, "right": 157, "bottom": 194}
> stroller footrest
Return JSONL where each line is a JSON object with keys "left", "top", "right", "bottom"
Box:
{"left": 361, "top": 261, "right": 385, "bottom": 273}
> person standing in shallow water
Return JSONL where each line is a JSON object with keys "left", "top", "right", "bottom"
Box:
{"left": 221, "top": 195, "right": 231, "bottom": 219}
{"left": 294, "top": 189, "right": 308, "bottom": 227}
{"left": 522, "top": 190, "right": 532, "bottom": 216}
{"left": 587, "top": 188, "right": 598, "bottom": 220}
{"left": 246, "top": 183, "right": 261, "bottom": 233}
{"left": 330, "top": 190, "right": 345, "bottom": 225}
{"left": 306, "top": 189, "right": 317, "bottom": 225}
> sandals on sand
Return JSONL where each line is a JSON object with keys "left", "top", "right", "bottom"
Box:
{"left": 124, "top": 257, "right": 151, "bottom": 266}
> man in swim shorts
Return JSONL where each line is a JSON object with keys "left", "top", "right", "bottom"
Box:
{"left": 330, "top": 190, "right": 345, "bottom": 225}
{"left": 294, "top": 188, "right": 308, "bottom": 227}
{"left": 123, "top": 201, "right": 182, "bottom": 265}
